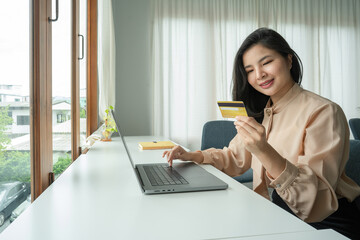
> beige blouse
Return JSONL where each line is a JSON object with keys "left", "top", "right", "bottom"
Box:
{"left": 201, "top": 84, "right": 360, "bottom": 223}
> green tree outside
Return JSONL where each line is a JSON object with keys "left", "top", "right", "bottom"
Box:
{"left": 0, "top": 106, "right": 72, "bottom": 183}
{"left": 0, "top": 106, "right": 12, "bottom": 153}
{"left": 0, "top": 151, "right": 30, "bottom": 183}
{"left": 53, "top": 154, "right": 72, "bottom": 176}
{"left": 80, "top": 108, "right": 86, "bottom": 118}
{"left": 0, "top": 106, "right": 31, "bottom": 183}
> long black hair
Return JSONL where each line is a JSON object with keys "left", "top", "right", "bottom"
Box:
{"left": 232, "top": 28, "right": 303, "bottom": 122}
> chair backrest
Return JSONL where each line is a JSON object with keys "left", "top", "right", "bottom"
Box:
{"left": 201, "top": 120, "right": 253, "bottom": 183}
{"left": 349, "top": 118, "right": 360, "bottom": 140}
{"left": 201, "top": 120, "right": 237, "bottom": 150}
{"left": 345, "top": 139, "right": 360, "bottom": 186}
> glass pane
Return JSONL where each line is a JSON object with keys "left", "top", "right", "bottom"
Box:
{"left": 80, "top": 0, "right": 87, "bottom": 148}
{"left": 0, "top": 1, "right": 31, "bottom": 232}
{"left": 52, "top": 0, "right": 72, "bottom": 178}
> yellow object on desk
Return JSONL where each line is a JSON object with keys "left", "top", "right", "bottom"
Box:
{"left": 138, "top": 141, "right": 176, "bottom": 150}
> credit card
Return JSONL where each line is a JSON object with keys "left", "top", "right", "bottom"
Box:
{"left": 217, "top": 101, "right": 248, "bottom": 118}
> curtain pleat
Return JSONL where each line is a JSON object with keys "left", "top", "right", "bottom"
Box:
{"left": 98, "top": 0, "right": 116, "bottom": 121}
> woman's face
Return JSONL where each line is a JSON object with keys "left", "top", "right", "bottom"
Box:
{"left": 243, "top": 44, "right": 294, "bottom": 104}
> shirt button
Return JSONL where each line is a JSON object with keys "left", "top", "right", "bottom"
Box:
{"left": 276, "top": 184, "right": 281, "bottom": 188}
{"left": 266, "top": 109, "right": 272, "bottom": 116}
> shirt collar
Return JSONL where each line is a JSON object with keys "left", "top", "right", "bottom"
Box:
{"left": 265, "top": 83, "right": 303, "bottom": 113}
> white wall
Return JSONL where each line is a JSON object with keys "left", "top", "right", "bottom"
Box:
{"left": 112, "top": 0, "right": 153, "bottom": 136}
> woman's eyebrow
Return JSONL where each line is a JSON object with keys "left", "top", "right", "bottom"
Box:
{"left": 244, "top": 55, "right": 272, "bottom": 69}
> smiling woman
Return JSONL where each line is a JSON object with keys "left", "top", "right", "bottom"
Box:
{"left": 226, "top": 28, "right": 360, "bottom": 239}
{"left": 232, "top": 28, "right": 303, "bottom": 119}
{"left": 243, "top": 45, "right": 294, "bottom": 105}
{"left": 163, "top": 28, "right": 360, "bottom": 239}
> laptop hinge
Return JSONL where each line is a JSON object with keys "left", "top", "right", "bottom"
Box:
{"left": 135, "top": 167, "right": 146, "bottom": 188}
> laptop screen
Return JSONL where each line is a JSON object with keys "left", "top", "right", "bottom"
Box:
{"left": 110, "top": 109, "right": 137, "bottom": 168}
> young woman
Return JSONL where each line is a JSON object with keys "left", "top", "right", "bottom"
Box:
{"left": 163, "top": 28, "right": 360, "bottom": 239}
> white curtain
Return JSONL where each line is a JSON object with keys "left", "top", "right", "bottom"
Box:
{"left": 98, "top": 0, "right": 116, "bottom": 121}
{"left": 152, "top": 0, "right": 360, "bottom": 150}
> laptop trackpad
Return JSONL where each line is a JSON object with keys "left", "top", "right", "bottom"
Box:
{"left": 173, "top": 162, "right": 225, "bottom": 187}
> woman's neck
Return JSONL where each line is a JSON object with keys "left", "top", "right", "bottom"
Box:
{"left": 270, "top": 81, "right": 295, "bottom": 105}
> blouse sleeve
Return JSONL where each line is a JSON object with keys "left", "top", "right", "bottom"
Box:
{"left": 201, "top": 134, "right": 252, "bottom": 177}
{"left": 268, "top": 102, "right": 350, "bottom": 223}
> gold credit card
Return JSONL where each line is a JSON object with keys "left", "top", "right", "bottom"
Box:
{"left": 217, "top": 101, "right": 248, "bottom": 118}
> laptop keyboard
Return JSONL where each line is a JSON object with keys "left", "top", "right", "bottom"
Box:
{"left": 144, "top": 165, "right": 189, "bottom": 186}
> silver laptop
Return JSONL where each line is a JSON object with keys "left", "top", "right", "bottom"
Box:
{"left": 111, "top": 110, "right": 228, "bottom": 194}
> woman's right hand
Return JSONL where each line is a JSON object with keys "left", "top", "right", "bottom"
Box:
{"left": 162, "top": 146, "right": 204, "bottom": 167}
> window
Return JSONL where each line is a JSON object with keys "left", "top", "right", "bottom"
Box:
{"left": 0, "top": 0, "right": 31, "bottom": 231}
{"left": 57, "top": 114, "right": 66, "bottom": 123}
{"left": 79, "top": 0, "right": 88, "bottom": 149}
{"left": 17, "top": 116, "right": 30, "bottom": 126}
{"left": 52, "top": 0, "right": 73, "bottom": 178}
{"left": 0, "top": 0, "right": 97, "bottom": 233}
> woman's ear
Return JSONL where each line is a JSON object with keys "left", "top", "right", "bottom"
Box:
{"left": 287, "top": 54, "right": 293, "bottom": 69}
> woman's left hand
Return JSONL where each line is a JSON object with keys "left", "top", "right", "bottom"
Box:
{"left": 234, "top": 116, "right": 268, "bottom": 155}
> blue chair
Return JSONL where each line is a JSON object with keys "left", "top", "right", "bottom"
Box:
{"left": 201, "top": 120, "right": 253, "bottom": 183}
{"left": 345, "top": 139, "right": 360, "bottom": 186}
{"left": 349, "top": 118, "right": 360, "bottom": 140}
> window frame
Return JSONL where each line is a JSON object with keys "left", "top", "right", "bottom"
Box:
{"left": 72, "top": 0, "right": 81, "bottom": 160}
{"left": 31, "top": 0, "right": 54, "bottom": 200}
{"left": 30, "top": 0, "right": 97, "bottom": 200}
{"left": 87, "top": 0, "right": 98, "bottom": 137}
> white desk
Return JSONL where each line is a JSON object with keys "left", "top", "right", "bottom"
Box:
{"left": 222, "top": 229, "right": 348, "bottom": 239}
{"left": 0, "top": 136, "right": 317, "bottom": 240}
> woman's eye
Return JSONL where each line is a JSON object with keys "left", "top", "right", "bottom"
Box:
{"left": 263, "top": 60, "right": 273, "bottom": 65}
{"left": 246, "top": 69, "right": 253, "bottom": 74}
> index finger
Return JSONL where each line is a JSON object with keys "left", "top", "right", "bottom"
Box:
{"left": 235, "top": 116, "right": 263, "bottom": 132}
{"left": 162, "top": 150, "right": 169, "bottom": 158}
{"left": 235, "top": 115, "right": 249, "bottom": 121}
{"left": 235, "top": 116, "right": 257, "bottom": 125}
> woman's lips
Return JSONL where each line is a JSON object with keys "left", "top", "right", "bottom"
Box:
{"left": 260, "top": 79, "right": 274, "bottom": 89}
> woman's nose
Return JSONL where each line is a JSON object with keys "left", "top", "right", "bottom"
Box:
{"left": 256, "top": 69, "right": 266, "bottom": 80}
